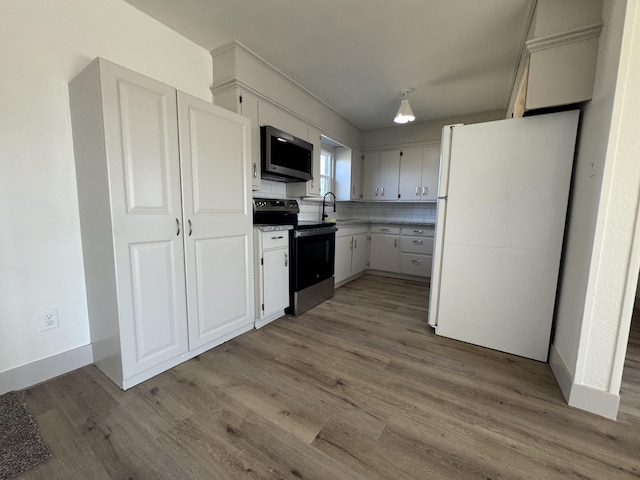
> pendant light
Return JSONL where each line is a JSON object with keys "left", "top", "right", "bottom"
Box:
{"left": 394, "top": 88, "right": 416, "bottom": 124}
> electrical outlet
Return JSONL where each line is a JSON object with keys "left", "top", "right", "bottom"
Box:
{"left": 39, "top": 308, "right": 59, "bottom": 331}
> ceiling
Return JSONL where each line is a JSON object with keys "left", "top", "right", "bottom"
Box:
{"left": 124, "top": 0, "right": 534, "bottom": 131}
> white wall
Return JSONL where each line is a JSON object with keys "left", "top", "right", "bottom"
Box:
{"left": 361, "top": 110, "right": 505, "bottom": 149}
{"left": 551, "top": 0, "right": 640, "bottom": 419}
{"left": 0, "top": 0, "right": 213, "bottom": 389}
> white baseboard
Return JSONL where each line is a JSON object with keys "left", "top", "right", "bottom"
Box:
{"left": 549, "top": 344, "right": 620, "bottom": 420}
{"left": 0, "top": 345, "right": 93, "bottom": 395}
{"left": 549, "top": 344, "right": 573, "bottom": 401}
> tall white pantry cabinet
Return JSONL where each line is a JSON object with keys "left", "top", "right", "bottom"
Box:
{"left": 69, "top": 58, "right": 254, "bottom": 389}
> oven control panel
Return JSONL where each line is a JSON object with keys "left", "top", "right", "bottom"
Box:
{"left": 253, "top": 198, "right": 299, "bottom": 213}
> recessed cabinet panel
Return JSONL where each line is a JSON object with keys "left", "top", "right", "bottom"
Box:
{"left": 184, "top": 103, "right": 246, "bottom": 214}
{"left": 118, "top": 80, "right": 173, "bottom": 213}
{"left": 262, "top": 248, "right": 290, "bottom": 316}
{"left": 127, "top": 240, "right": 188, "bottom": 374}
{"left": 191, "top": 235, "right": 250, "bottom": 348}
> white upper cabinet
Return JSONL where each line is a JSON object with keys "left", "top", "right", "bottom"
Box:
{"left": 363, "top": 150, "right": 400, "bottom": 201}
{"left": 363, "top": 151, "right": 381, "bottom": 200}
{"left": 398, "top": 145, "right": 440, "bottom": 202}
{"left": 70, "top": 58, "right": 254, "bottom": 390}
{"left": 335, "top": 146, "right": 363, "bottom": 201}
{"left": 379, "top": 150, "right": 401, "bottom": 200}
{"left": 213, "top": 88, "right": 261, "bottom": 190}
{"left": 288, "top": 125, "right": 321, "bottom": 197}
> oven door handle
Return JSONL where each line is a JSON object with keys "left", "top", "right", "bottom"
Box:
{"left": 293, "top": 227, "right": 337, "bottom": 238}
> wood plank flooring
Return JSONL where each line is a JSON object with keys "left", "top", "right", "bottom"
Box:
{"left": 17, "top": 275, "right": 640, "bottom": 479}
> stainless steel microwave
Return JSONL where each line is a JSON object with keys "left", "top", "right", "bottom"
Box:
{"left": 260, "top": 125, "right": 313, "bottom": 182}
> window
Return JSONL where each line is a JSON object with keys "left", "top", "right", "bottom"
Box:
{"left": 320, "top": 148, "right": 334, "bottom": 196}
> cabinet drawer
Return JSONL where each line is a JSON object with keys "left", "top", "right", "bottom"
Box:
{"left": 261, "top": 231, "right": 289, "bottom": 249}
{"left": 336, "top": 226, "right": 353, "bottom": 237}
{"left": 370, "top": 225, "right": 400, "bottom": 234}
{"left": 400, "top": 226, "right": 434, "bottom": 237}
{"left": 400, "top": 236, "right": 434, "bottom": 254}
{"left": 352, "top": 225, "right": 369, "bottom": 235}
{"left": 399, "top": 253, "right": 432, "bottom": 277}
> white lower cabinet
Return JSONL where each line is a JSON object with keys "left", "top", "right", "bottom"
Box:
{"left": 398, "top": 226, "right": 434, "bottom": 277}
{"left": 369, "top": 226, "right": 400, "bottom": 272}
{"left": 335, "top": 226, "right": 369, "bottom": 285}
{"left": 254, "top": 229, "right": 290, "bottom": 328}
{"left": 70, "top": 58, "right": 254, "bottom": 390}
{"left": 368, "top": 225, "right": 434, "bottom": 278}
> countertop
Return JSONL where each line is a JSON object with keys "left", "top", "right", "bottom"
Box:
{"left": 253, "top": 224, "right": 294, "bottom": 232}
{"left": 335, "top": 219, "right": 436, "bottom": 227}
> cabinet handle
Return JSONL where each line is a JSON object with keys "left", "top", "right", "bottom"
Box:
{"left": 284, "top": 252, "right": 288, "bottom": 267}
{"left": 253, "top": 163, "right": 257, "bottom": 178}
{"left": 350, "top": 238, "right": 353, "bottom": 250}
{"left": 416, "top": 187, "right": 420, "bottom": 196}
{"left": 413, "top": 240, "right": 423, "bottom": 245}
{"left": 352, "top": 185, "right": 355, "bottom": 195}
{"left": 188, "top": 219, "right": 193, "bottom": 236}
{"left": 375, "top": 187, "right": 379, "bottom": 196}
{"left": 423, "top": 186, "right": 428, "bottom": 196}
{"left": 176, "top": 218, "right": 180, "bottom": 236}
{"left": 394, "top": 239, "right": 397, "bottom": 248}
{"left": 271, "top": 235, "right": 284, "bottom": 240}
{"left": 381, "top": 187, "right": 385, "bottom": 197}
{"left": 354, "top": 238, "right": 357, "bottom": 248}
{"left": 380, "top": 228, "right": 390, "bottom": 232}
{"left": 411, "top": 259, "right": 423, "bottom": 264}
{"left": 413, "top": 229, "right": 424, "bottom": 233}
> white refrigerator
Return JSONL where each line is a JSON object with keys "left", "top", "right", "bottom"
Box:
{"left": 428, "top": 110, "right": 580, "bottom": 362}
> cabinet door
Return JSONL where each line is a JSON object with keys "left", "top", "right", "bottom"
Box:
{"left": 98, "top": 60, "right": 190, "bottom": 378}
{"left": 178, "top": 92, "right": 254, "bottom": 350}
{"left": 262, "top": 248, "right": 290, "bottom": 317}
{"left": 421, "top": 145, "right": 440, "bottom": 201}
{"left": 335, "top": 234, "right": 353, "bottom": 284}
{"left": 241, "top": 91, "right": 261, "bottom": 191}
{"left": 351, "top": 232, "right": 369, "bottom": 275}
{"left": 369, "top": 233, "right": 399, "bottom": 272}
{"left": 308, "top": 126, "right": 322, "bottom": 196}
{"left": 286, "top": 125, "right": 321, "bottom": 198}
{"left": 363, "top": 151, "right": 381, "bottom": 200}
{"left": 398, "top": 147, "right": 424, "bottom": 201}
{"left": 351, "top": 148, "right": 364, "bottom": 200}
{"left": 379, "top": 150, "right": 400, "bottom": 200}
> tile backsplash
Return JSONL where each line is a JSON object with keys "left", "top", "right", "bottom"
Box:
{"left": 253, "top": 180, "right": 436, "bottom": 223}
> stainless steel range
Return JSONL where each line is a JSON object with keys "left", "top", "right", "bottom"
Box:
{"left": 253, "top": 198, "right": 337, "bottom": 315}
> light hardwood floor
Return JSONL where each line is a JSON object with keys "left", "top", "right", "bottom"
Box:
{"left": 19, "top": 275, "right": 640, "bottom": 479}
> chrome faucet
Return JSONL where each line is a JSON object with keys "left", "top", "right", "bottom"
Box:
{"left": 322, "top": 191, "right": 336, "bottom": 220}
